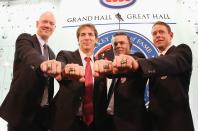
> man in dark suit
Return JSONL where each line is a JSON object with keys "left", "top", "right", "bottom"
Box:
{"left": 51, "top": 23, "right": 107, "bottom": 131}
{"left": 94, "top": 32, "right": 150, "bottom": 131}
{"left": 0, "top": 11, "right": 61, "bottom": 131}
{"left": 116, "top": 21, "right": 195, "bottom": 131}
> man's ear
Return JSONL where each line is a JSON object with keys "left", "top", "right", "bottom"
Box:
{"left": 170, "top": 32, "right": 173, "bottom": 38}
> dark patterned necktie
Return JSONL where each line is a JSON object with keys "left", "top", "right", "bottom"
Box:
{"left": 43, "top": 44, "right": 49, "bottom": 60}
{"left": 83, "top": 57, "right": 94, "bottom": 125}
{"left": 107, "top": 78, "right": 116, "bottom": 103}
{"left": 40, "top": 44, "right": 49, "bottom": 106}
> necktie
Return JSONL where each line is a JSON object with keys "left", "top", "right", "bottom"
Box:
{"left": 107, "top": 78, "right": 116, "bottom": 103}
{"left": 40, "top": 44, "right": 49, "bottom": 106}
{"left": 43, "top": 44, "right": 49, "bottom": 60}
{"left": 107, "top": 78, "right": 116, "bottom": 115}
{"left": 144, "top": 79, "right": 150, "bottom": 109}
{"left": 83, "top": 57, "right": 94, "bottom": 125}
{"left": 107, "top": 78, "right": 120, "bottom": 115}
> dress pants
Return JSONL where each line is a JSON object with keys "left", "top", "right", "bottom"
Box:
{"left": 8, "top": 105, "right": 50, "bottom": 131}
{"left": 105, "top": 114, "right": 116, "bottom": 131}
{"left": 69, "top": 116, "right": 94, "bottom": 131}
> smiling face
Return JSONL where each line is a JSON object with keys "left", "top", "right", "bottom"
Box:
{"left": 36, "top": 12, "right": 56, "bottom": 41}
{"left": 113, "top": 34, "right": 132, "bottom": 55}
{"left": 77, "top": 25, "right": 98, "bottom": 55}
{"left": 151, "top": 23, "right": 173, "bottom": 52}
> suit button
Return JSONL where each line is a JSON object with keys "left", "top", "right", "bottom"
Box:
{"left": 79, "top": 97, "right": 82, "bottom": 101}
{"left": 30, "top": 65, "right": 35, "bottom": 70}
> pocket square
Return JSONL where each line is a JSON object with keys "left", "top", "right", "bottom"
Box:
{"left": 121, "top": 77, "right": 127, "bottom": 83}
{"left": 160, "top": 76, "right": 167, "bottom": 80}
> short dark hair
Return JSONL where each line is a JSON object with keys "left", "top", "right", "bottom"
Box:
{"left": 113, "top": 32, "right": 132, "bottom": 48}
{"left": 76, "top": 23, "right": 98, "bottom": 40}
{"left": 152, "top": 21, "right": 172, "bottom": 32}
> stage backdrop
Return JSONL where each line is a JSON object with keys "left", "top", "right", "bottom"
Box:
{"left": 0, "top": 0, "right": 198, "bottom": 130}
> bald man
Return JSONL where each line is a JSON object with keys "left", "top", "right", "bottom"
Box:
{"left": 0, "top": 11, "right": 61, "bottom": 131}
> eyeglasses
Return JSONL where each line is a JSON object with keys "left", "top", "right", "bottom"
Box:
{"left": 113, "top": 41, "right": 129, "bottom": 46}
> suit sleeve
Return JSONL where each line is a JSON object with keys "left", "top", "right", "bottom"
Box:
{"left": 48, "top": 46, "right": 56, "bottom": 60}
{"left": 138, "top": 44, "right": 192, "bottom": 77}
{"left": 15, "top": 33, "right": 46, "bottom": 72}
{"left": 56, "top": 50, "right": 72, "bottom": 69}
{"left": 56, "top": 50, "right": 73, "bottom": 82}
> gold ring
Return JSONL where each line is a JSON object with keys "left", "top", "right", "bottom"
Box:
{"left": 69, "top": 68, "right": 75, "bottom": 74}
{"left": 120, "top": 59, "right": 127, "bottom": 65}
{"left": 103, "top": 64, "right": 109, "bottom": 69}
{"left": 47, "top": 64, "right": 52, "bottom": 69}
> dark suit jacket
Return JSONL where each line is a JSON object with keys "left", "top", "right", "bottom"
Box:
{"left": 51, "top": 50, "right": 107, "bottom": 131}
{"left": 0, "top": 33, "right": 55, "bottom": 128}
{"left": 138, "top": 44, "right": 194, "bottom": 131}
{"left": 107, "top": 53, "right": 150, "bottom": 131}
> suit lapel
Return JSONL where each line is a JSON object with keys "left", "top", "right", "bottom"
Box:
{"left": 32, "top": 34, "right": 55, "bottom": 60}
{"left": 73, "top": 50, "right": 83, "bottom": 66}
{"left": 165, "top": 45, "right": 175, "bottom": 55}
{"left": 48, "top": 47, "right": 55, "bottom": 60}
{"left": 107, "top": 78, "right": 119, "bottom": 104}
{"left": 32, "top": 34, "right": 42, "bottom": 55}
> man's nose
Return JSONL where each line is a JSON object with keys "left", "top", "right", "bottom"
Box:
{"left": 155, "top": 32, "right": 161, "bottom": 37}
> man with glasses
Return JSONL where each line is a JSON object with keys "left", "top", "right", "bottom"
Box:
{"left": 94, "top": 32, "right": 150, "bottom": 131}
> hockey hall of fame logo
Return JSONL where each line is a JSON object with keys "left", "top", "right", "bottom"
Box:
{"left": 94, "top": 29, "right": 159, "bottom": 60}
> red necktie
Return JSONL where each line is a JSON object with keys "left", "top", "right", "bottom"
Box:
{"left": 83, "top": 57, "right": 94, "bottom": 125}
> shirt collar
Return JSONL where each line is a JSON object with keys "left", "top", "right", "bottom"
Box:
{"left": 79, "top": 49, "right": 94, "bottom": 62}
{"left": 36, "top": 34, "right": 47, "bottom": 47}
{"left": 159, "top": 44, "right": 173, "bottom": 55}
